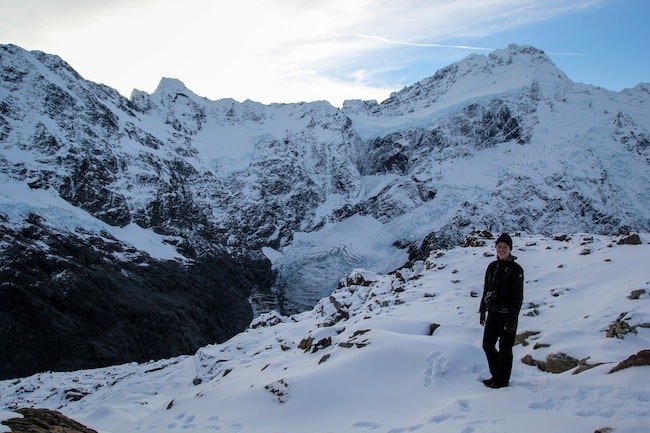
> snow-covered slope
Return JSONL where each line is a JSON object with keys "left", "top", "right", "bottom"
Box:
{"left": 1, "top": 233, "right": 648, "bottom": 433}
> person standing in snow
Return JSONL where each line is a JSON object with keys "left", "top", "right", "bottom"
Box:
{"left": 479, "top": 233, "right": 524, "bottom": 388}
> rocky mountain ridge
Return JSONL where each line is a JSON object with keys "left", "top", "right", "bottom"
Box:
{"left": 1, "top": 43, "right": 648, "bottom": 379}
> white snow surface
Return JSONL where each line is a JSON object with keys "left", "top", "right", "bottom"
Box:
{"left": 2, "top": 233, "right": 649, "bottom": 433}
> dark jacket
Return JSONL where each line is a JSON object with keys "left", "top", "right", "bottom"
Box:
{"left": 479, "top": 255, "right": 524, "bottom": 322}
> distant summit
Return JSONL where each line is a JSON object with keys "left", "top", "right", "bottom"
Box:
{"left": 342, "top": 44, "right": 569, "bottom": 125}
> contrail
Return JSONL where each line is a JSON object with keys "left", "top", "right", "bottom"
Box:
{"left": 354, "top": 34, "right": 585, "bottom": 57}
{"left": 546, "top": 51, "right": 585, "bottom": 57}
{"left": 354, "top": 34, "right": 494, "bottom": 51}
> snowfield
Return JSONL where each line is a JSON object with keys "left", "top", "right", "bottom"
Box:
{"left": 2, "top": 232, "right": 648, "bottom": 433}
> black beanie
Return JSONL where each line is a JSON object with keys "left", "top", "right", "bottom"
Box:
{"left": 496, "top": 233, "right": 513, "bottom": 250}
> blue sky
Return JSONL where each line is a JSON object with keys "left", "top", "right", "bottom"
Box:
{"left": 471, "top": 0, "right": 649, "bottom": 93}
{"left": 1, "top": 0, "right": 648, "bottom": 106}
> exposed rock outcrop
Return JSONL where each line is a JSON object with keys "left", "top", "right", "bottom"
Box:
{"left": 608, "top": 349, "right": 650, "bottom": 373}
{"left": 521, "top": 352, "right": 580, "bottom": 374}
{"left": 1, "top": 408, "right": 98, "bottom": 433}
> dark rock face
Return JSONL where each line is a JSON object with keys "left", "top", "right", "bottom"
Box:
{"left": 360, "top": 99, "right": 525, "bottom": 177}
{"left": 2, "top": 407, "right": 98, "bottom": 433}
{"left": 0, "top": 214, "right": 274, "bottom": 380}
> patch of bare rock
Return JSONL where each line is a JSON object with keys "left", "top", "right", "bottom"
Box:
{"left": 1, "top": 408, "right": 97, "bottom": 433}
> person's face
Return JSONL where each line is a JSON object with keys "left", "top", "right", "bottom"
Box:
{"left": 496, "top": 242, "right": 511, "bottom": 260}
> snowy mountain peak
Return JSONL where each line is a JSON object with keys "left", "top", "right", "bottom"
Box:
{"left": 489, "top": 44, "right": 557, "bottom": 66}
{"left": 345, "top": 44, "right": 569, "bottom": 124}
{"left": 441, "top": 43, "right": 559, "bottom": 83}
{"left": 152, "top": 77, "right": 206, "bottom": 102}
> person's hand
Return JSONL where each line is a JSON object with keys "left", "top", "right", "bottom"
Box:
{"left": 504, "top": 319, "right": 516, "bottom": 333}
{"left": 480, "top": 313, "right": 486, "bottom": 326}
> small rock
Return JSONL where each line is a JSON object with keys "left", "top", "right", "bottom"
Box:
{"left": 532, "top": 342, "right": 550, "bottom": 350}
{"left": 608, "top": 349, "right": 650, "bottom": 374}
{"left": 544, "top": 352, "right": 579, "bottom": 374}
{"left": 617, "top": 233, "right": 642, "bottom": 245}
{"left": 524, "top": 309, "right": 540, "bottom": 317}
{"left": 628, "top": 289, "right": 646, "bottom": 300}
{"left": 572, "top": 358, "right": 606, "bottom": 375}
{"left": 298, "top": 337, "right": 314, "bottom": 351}
{"left": 521, "top": 354, "right": 537, "bottom": 367}
{"left": 606, "top": 313, "right": 637, "bottom": 339}
{"left": 64, "top": 387, "right": 90, "bottom": 401}
{"left": 515, "top": 330, "right": 541, "bottom": 346}
{"left": 463, "top": 236, "right": 486, "bottom": 247}
{"left": 265, "top": 379, "right": 289, "bottom": 403}
{"left": 311, "top": 337, "right": 332, "bottom": 353}
{"left": 522, "top": 352, "right": 580, "bottom": 373}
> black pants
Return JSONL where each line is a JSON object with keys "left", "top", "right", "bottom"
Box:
{"left": 482, "top": 312, "right": 516, "bottom": 386}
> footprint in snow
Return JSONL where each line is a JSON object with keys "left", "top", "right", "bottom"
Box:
{"left": 457, "top": 399, "right": 471, "bottom": 412}
{"left": 424, "top": 351, "right": 448, "bottom": 387}
{"left": 429, "top": 413, "right": 452, "bottom": 424}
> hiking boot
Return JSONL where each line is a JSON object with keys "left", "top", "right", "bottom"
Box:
{"left": 482, "top": 378, "right": 495, "bottom": 386}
